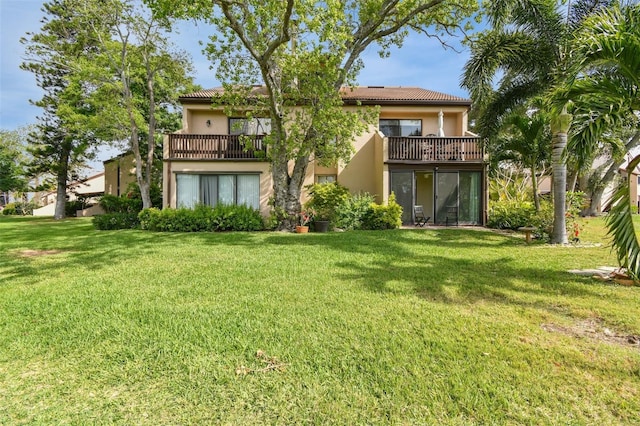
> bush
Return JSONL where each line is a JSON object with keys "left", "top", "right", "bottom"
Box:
{"left": 361, "top": 193, "right": 403, "bottom": 230}
{"left": 487, "top": 200, "right": 537, "bottom": 230}
{"left": 2, "top": 203, "right": 17, "bottom": 215}
{"left": 304, "top": 182, "right": 350, "bottom": 221}
{"left": 488, "top": 199, "right": 554, "bottom": 241}
{"left": 2, "top": 201, "right": 38, "bottom": 215}
{"left": 98, "top": 184, "right": 162, "bottom": 215}
{"left": 138, "top": 204, "right": 264, "bottom": 232}
{"left": 92, "top": 212, "right": 140, "bottom": 230}
{"left": 334, "top": 193, "right": 376, "bottom": 230}
{"left": 99, "top": 194, "right": 143, "bottom": 214}
{"left": 65, "top": 200, "right": 86, "bottom": 217}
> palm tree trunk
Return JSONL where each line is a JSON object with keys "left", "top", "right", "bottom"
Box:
{"left": 530, "top": 161, "right": 540, "bottom": 211}
{"left": 550, "top": 111, "right": 572, "bottom": 244}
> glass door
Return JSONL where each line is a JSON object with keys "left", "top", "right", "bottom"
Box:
{"left": 390, "top": 171, "right": 414, "bottom": 224}
{"left": 435, "top": 172, "right": 458, "bottom": 224}
{"left": 459, "top": 172, "right": 481, "bottom": 224}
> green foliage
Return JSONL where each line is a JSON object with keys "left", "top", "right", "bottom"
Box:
{"left": 99, "top": 194, "right": 143, "bottom": 214}
{"left": 0, "top": 129, "right": 28, "bottom": 194}
{"left": 92, "top": 212, "right": 140, "bottom": 230}
{"left": 487, "top": 200, "right": 537, "bottom": 230}
{"left": 334, "top": 193, "right": 376, "bottom": 230}
{"left": 150, "top": 0, "right": 478, "bottom": 228}
{"left": 304, "top": 182, "right": 350, "bottom": 221}
{"left": 1, "top": 201, "right": 39, "bottom": 216}
{"left": 361, "top": 193, "right": 402, "bottom": 230}
{"left": 64, "top": 200, "right": 86, "bottom": 217}
{"left": 138, "top": 204, "right": 264, "bottom": 232}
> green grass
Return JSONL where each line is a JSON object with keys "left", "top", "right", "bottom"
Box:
{"left": 1, "top": 216, "right": 639, "bottom": 424}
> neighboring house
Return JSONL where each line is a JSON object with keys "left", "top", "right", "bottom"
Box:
{"left": 163, "top": 86, "right": 487, "bottom": 225}
{"left": 104, "top": 152, "right": 136, "bottom": 197}
{"left": 33, "top": 172, "right": 105, "bottom": 217}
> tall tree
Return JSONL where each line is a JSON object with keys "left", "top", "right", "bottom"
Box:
{"left": 150, "top": 0, "right": 479, "bottom": 229}
{"left": 21, "top": 0, "right": 104, "bottom": 219}
{"left": 555, "top": 3, "right": 640, "bottom": 275}
{"left": 489, "top": 108, "right": 551, "bottom": 211}
{"left": 461, "top": 0, "right": 614, "bottom": 243}
{"left": 0, "top": 129, "right": 29, "bottom": 205}
{"left": 78, "top": 0, "right": 195, "bottom": 209}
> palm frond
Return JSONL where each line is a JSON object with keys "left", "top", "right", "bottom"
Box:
{"left": 606, "top": 153, "right": 640, "bottom": 279}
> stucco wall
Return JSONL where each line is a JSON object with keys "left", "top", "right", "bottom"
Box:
{"left": 104, "top": 154, "right": 136, "bottom": 196}
{"left": 337, "top": 129, "right": 381, "bottom": 199}
{"left": 378, "top": 105, "right": 469, "bottom": 137}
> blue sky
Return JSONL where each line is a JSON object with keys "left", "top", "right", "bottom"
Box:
{"left": 0, "top": 0, "right": 475, "bottom": 167}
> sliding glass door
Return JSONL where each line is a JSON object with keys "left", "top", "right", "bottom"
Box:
{"left": 390, "top": 171, "right": 414, "bottom": 223}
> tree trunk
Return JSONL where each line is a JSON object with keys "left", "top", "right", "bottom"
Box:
{"left": 142, "top": 67, "right": 156, "bottom": 209}
{"left": 530, "top": 162, "right": 540, "bottom": 211}
{"left": 550, "top": 111, "right": 572, "bottom": 244}
{"left": 53, "top": 147, "right": 70, "bottom": 220}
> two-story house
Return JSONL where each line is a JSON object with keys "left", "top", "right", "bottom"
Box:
{"left": 163, "top": 86, "right": 487, "bottom": 225}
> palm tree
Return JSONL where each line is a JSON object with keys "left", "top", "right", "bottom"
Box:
{"left": 556, "top": 3, "right": 640, "bottom": 276}
{"left": 462, "top": 0, "right": 614, "bottom": 243}
{"left": 490, "top": 108, "right": 551, "bottom": 211}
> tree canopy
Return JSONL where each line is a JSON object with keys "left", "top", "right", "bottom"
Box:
{"left": 149, "top": 0, "right": 480, "bottom": 229}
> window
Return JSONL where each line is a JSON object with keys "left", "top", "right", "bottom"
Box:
{"left": 176, "top": 174, "right": 260, "bottom": 209}
{"left": 316, "top": 175, "right": 337, "bottom": 184}
{"left": 379, "top": 119, "right": 422, "bottom": 137}
{"left": 229, "top": 117, "right": 271, "bottom": 135}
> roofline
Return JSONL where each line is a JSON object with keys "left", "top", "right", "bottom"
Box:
{"left": 342, "top": 99, "right": 472, "bottom": 107}
{"left": 178, "top": 96, "right": 472, "bottom": 107}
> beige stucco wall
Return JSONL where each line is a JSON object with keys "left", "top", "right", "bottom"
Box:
{"left": 336, "top": 129, "right": 384, "bottom": 201}
{"left": 104, "top": 153, "right": 136, "bottom": 196}
{"left": 168, "top": 101, "right": 474, "bottom": 214}
{"left": 378, "top": 105, "right": 469, "bottom": 137}
{"left": 164, "top": 160, "right": 273, "bottom": 217}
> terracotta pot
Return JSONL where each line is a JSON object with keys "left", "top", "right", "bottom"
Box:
{"left": 295, "top": 225, "right": 309, "bottom": 233}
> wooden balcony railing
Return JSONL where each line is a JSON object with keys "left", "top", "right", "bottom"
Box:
{"left": 388, "top": 136, "right": 483, "bottom": 162}
{"left": 167, "top": 134, "right": 266, "bottom": 160}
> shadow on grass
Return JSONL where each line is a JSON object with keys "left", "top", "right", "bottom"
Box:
{"left": 259, "top": 229, "right": 601, "bottom": 311}
{"left": 0, "top": 218, "right": 600, "bottom": 313}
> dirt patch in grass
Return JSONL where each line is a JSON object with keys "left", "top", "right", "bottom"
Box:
{"left": 542, "top": 318, "right": 640, "bottom": 349}
{"left": 18, "top": 249, "right": 63, "bottom": 257}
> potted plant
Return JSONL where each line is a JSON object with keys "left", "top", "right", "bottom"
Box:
{"left": 296, "top": 209, "right": 314, "bottom": 233}
{"left": 304, "top": 182, "right": 349, "bottom": 232}
{"left": 313, "top": 207, "right": 331, "bottom": 233}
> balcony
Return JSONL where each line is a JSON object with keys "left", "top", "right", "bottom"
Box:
{"left": 167, "top": 134, "right": 266, "bottom": 160}
{"left": 388, "top": 136, "right": 483, "bottom": 163}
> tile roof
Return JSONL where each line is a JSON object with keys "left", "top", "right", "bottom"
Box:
{"left": 179, "top": 86, "right": 471, "bottom": 105}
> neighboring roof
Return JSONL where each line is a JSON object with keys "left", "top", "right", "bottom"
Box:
{"left": 103, "top": 151, "right": 134, "bottom": 164}
{"left": 178, "top": 85, "right": 471, "bottom": 106}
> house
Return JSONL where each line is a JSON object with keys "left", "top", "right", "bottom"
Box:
{"left": 103, "top": 152, "right": 136, "bottom": 197}
{"left": 163, "top": 86, "right": 487, "bottom": 225}
{"left": 33, "top": 172, "right": 105, "bottom": 217}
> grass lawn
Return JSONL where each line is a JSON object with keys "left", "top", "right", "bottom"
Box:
{"left": 1, "top": 216, "right": 639, "bottom": 424}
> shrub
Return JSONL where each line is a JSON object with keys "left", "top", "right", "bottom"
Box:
{"left": 487, "top": 200, "right": 536, "bottom": 230}
{"left": 138, "top": 204, "right": 264, "bottom": 232}
{"left": 92, "top": 212, "right": 140, "bottom": 230}
{"left": 98, "top": 184, "right": 162, "bottom": 215}
{"left": 2, "top": 201, "right": 38, "bottom": 215}
{"left": 65, "top": 200, "right": 86, "bottom": 217}
{"left": 99, "top": 194, "right": 143, "bottom": 214}
{"left": 361, "top": 193, "right": 403, "bottom": 230}
{"left": 334, "top": 193, "right": 376, "bottom": 230}
{"left": 2, "top": 203, "right": 17, "bottom": 215}
{"left": 304, "top": 182, "right": 350, "bottom": 221}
